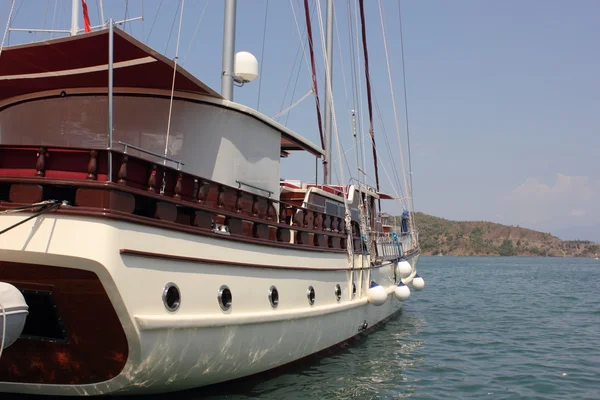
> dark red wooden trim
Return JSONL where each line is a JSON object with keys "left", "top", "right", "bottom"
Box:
{"left": 120, "top": 249, "right": 351, "bottom": 271}
{"left": 119, "top": 249, "right": 419, "bottom": 271}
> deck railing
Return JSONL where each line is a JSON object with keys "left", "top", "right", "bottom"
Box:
{"left": 0, "top": 145, "right": 366, "bottom": 253}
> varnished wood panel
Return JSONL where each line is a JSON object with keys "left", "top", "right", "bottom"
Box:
{"left": 0, "top": 263, "right": 128, "bottom": 385}
{"left": 9, "top": 183, "right": 43, "bottom": 203}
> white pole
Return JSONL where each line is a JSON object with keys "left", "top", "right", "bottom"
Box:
{"left": 221, "top": 0, "right": 237, "bottom": 101}
{"left": 107, "top": 19, "right": 114, "bottom": 182}
{"left": 70, "top": 0, "right": 79, "bottom": 36}
{"left": 323, "top": 0, "right": 333, "bottom": 184}
{"left": 99, "top": 0, "right": 106, "bottom": 28}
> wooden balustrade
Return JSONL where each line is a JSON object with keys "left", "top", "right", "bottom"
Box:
{"left": 0, "top": 145, "right": 360, "bottom": 253}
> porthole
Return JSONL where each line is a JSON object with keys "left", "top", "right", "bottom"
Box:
{"left": 352, "top": 282, "right": 357, "bottom": 297}
{"left": 334, "top": 284, "right": 342, "bottom": 301}
{"left": 268, "top": 286, "right": 279, "bottom": 308}
{"left": 162, "top": 282, "right": 181, "bottom": 312}
{"left": 307, "top": 286, "right": 315, "bottom": 305}
{"left": 218, "top": 285, "right": 232, "bottom": 311}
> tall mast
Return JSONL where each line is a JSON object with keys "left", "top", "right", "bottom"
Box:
{"left": 302, "top": 0, "right": 326, "bottom": 179}
{"left": 358, "top": 0, "right": 381, "bottom": 204}
{"left": 323, "top": 0, "right": 334, "bottom": 184}
{"left": 70, "top": 0, "right": 80, "bottom": 36}
{"left": 221, "top": 0, "right": 237, "bottom": 101}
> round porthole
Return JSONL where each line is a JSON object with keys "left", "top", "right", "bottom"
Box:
{"left": 218, "top": 285, "right": 232, "bottom": 311}
{"left": 268, "top": 286, "right": 279, "bottom": 308}
{"left": 352, "top": 282, "right": 357, "bottom": 298}
{"left": 307, "top": 286, "right": 315, "bottom": 305}
{"left": 163, "top": 282, "right": 181, "bottom": 312}
{"left": 334, "top": 284, "right": 342, "bottom": 301}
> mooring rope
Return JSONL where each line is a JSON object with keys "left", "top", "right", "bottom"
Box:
{"left": 0, "top": 200, "right": 65, "bottom": 236}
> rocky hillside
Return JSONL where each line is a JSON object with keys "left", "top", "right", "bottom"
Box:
{"left": 413, "top": 212, "right": 598, "bottom": 257}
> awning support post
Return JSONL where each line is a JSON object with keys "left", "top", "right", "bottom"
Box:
{"left": 107, "top": 19, "right": 114, "bottom": 182}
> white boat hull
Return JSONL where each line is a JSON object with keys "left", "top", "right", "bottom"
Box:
{"left": 0, "top": 213, "right": 418, "bottom": 396}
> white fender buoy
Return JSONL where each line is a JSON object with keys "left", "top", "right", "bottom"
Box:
{"left": 0, "top": 282, "right": 29, "bottom": 352}
{"left": 412, "top": 275, "right": 425, "bottom": 291}
{"left": 367, "top": 281, "right": 387, "bottom": 306}
{"left": 394, "top": 282, "right": 411, "bottom": 301}
{"left": 397, "top": 261, "right": 412, "bottom": 279}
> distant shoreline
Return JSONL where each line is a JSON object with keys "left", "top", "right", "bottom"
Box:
{"left": 413, "top": 212, "right": 598, "bottom": 258}
{"left": 421, "top": 254, "right": 599, "bottom": 258}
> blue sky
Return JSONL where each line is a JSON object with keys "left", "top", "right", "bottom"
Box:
{"left": 1, "top": 0, "right": 599, "bottom": 241}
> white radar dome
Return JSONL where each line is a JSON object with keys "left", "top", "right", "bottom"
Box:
{"left": 234, "top": 51, "right": 259, "bottom": 82}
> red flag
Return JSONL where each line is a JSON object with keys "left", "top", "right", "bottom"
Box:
{"left": 81, "top": 0, "right": 91, "bottom": 33}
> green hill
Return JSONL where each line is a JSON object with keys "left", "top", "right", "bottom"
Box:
{"left": 413, "top": 212, "right": 598, "bottom": 257}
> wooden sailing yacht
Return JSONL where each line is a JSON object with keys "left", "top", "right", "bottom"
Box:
{"left": 0, "top": 0, "right": 423, "bottom": 395}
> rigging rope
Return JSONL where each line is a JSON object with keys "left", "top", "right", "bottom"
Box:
{"left": 162, "top": 0, "right": 185, "bottom": 180}
{"left": 397, "top": 0, "right": 415, "bottom": 217}
{"left": 123, "top": 0, "right": 129, "bottom": 33}
{"left": 141, "top": 0, "right": 145, "bottom": 40}
{"left": 0, "top": 200, "right": 64, "bottom": 236}
{"left": 164, "top": 0, "right": 182, "bottom": 54}
{"left": 314, "top": 0, "right": 354, "bottom": 261}
{"left": 357, "top": 0, "right": 381, "bottom": 209}
{"left": 333, "top": 5, "right": 349, "bottom": 109}
{"left": 39, "top": 0, "right": 50, "bottom": 42}
{"left": 181, "top": 0, "right": 210, "bottom": 66}
{"left": 145, "top": 0, "right": 163, "bottom": 42}
{"left": 372, "top": 88, "right": 407, "bottom": 206}
{"left": 277, "top": 35, "right": 304, "bottom": 121}
{"left": 0, "top": 0, "right": 16, "bottom": 57}
{"left": 301, "top": 0, "right": 326, "bottom": 151}
{"left": 256, "top": 0, "right": 269, "bottom": 111}
{"left": 50, "top": 0, "right": 58, "bottom": 38}
{"left": 272, "top": 89, "right": 313, "bottom": 119}
{"left": 283, "top": 59, "right": 304, "bottom": 126}
{"left": 289, "top": 0, "right": 318, "bottom": 95}
{"left": 377, "top": 0, "right": 410, "bottom": 211}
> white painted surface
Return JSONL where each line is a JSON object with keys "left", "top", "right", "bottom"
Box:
{"left": 0, "top": 95, "right": 281, "bottom": 197}
{"left": 0, "top": 213, "right": 419, "bottom": 395}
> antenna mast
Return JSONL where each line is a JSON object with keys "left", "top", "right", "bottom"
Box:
{"left": 221, "top": 0, "right": 237, "bottom": 101}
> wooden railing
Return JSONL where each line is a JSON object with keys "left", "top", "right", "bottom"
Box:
{"left": 0, "top": 145, "right": 364, "bottom": 253}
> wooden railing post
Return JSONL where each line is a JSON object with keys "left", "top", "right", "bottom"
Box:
{"left": 87, "top": 150, "right": 98, "bottom": 180}
{"left": 147, "top": 165, "right": 157, "bottom": 192}
{"left": 217, "top": 184, "right": 225, "bottom": 209}
{"left": 117, "top": 154, "right": 128, "bottom": 184}
{"left": 235, "top": 189, "right": 243, "bottom": 213}
{"left": 251, "top": 195, "right": 259, "bottom": 217}
{"left": 173, "top": 172, "right": 183, "bottom": 199}
{"left": 35, "top": 147, "right": 47, "bottom": 177}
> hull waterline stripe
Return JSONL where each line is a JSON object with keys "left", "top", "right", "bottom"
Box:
{"left": 0, "top": 56, "right": 157, "bottom": 80}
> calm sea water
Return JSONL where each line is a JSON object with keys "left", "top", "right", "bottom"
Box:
{"left": 6, "top": 257, "right": 600, "bottom": 399}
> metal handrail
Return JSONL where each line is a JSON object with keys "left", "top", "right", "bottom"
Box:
{"left": 236, "top": 180, "right": 274, "bottom": 197}
{"left": 118, "top": 141, "right": 184, "bottom": 170}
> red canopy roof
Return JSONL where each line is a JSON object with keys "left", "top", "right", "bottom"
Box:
{"left": 0, "top": 27, "right": 221, "bottom": 102}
